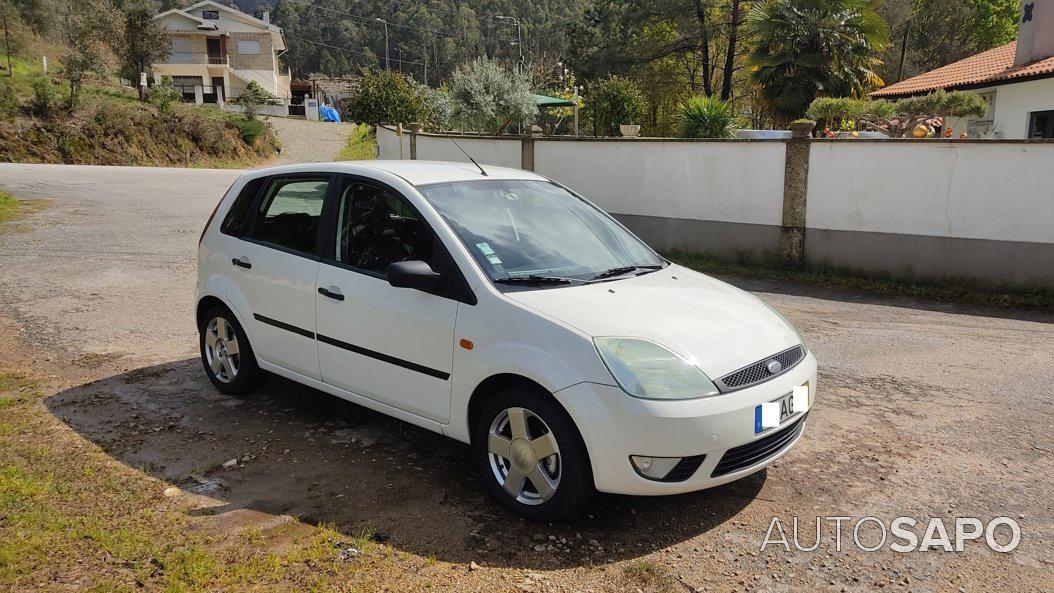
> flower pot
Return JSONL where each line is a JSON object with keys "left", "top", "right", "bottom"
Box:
{"left": 407, "top": 122, "right": 425, "bottom": 133}
{"left": 619, "top": 124, "right": 641, "bottom": 138}
{"left": 788, "top": 120, "right": 816, "bottom": 139}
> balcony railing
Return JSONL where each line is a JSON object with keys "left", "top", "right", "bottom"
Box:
{"left": 166, "top": 52, "right": 228, "bottom": 65}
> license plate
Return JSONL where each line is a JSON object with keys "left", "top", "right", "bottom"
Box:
{"left": 754, "top": 383, "right": 808, "bottom": 434}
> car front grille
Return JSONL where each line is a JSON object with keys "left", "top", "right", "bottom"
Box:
{"left": 711, "top": 413, "right": 807, "bottom": 478}
{"left": 715, "top": 345, "right": 805, "bottom": 392}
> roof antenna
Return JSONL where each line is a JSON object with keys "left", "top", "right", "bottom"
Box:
{"left": 449, "top": 138, "right": 488, "bottom": 176}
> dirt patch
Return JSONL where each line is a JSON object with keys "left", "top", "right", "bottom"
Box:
{"left": 0, "top": 166, "right": 1051, "bottom": 591}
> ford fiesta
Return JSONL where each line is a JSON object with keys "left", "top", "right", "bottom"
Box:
{"left": 196, "top": 160, "right": 817, "bottom": 521}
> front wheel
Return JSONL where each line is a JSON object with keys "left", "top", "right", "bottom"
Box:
{"left": 473, "top": 385, "right": 593, "bottom": 522}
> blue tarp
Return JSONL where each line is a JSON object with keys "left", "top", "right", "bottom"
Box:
{"left": 319, "top": 105, "right": 341, "bottom": 122}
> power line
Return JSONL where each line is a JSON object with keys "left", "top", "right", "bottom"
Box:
{"left": 285, "top": 34, "right": 425, "bottom": 66}
{"left": 278, "top": 0, "right": 515, "bottom": 43}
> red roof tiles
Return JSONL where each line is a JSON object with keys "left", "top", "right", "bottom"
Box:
{"left": 871, "top": 42, "right": 1054, "bottom": 98}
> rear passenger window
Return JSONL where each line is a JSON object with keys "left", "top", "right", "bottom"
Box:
{"left": 253, "top": 177, "right": 329, "bottom": 255}
{"left": 220, "top": 178, "right": 265, "bottom": 237}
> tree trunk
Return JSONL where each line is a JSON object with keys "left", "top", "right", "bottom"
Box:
{"left": 692, "top": 0, "right": 713, "bottom": 97}
{"left": 720, "top": 0, "right": 741, "bottom": 100}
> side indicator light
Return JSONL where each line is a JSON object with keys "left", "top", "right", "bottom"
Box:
{"left": 459, "top": 339, "right": 474, "bottom": 350}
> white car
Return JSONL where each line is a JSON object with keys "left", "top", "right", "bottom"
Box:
{"left": 196, "top": 160, "right": 817, "bottom": 521}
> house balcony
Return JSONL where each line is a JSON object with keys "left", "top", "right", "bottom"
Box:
{"left": 166, "top": 52, "right": 229, "bottom": 65}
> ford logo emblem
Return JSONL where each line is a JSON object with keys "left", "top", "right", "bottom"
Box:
{"left": 766, "top": 360, "right": 783, "bottom": 374}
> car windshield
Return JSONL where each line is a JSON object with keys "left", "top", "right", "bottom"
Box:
{"left": 417, "top": 179, "right": 665, "bottom": 283}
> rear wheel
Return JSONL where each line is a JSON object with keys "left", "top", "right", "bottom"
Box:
{"left": 473, "top": 385, "right": 593, "bottom": 522}
{"left": 199, "top": 305, "right": 261, "bottom": 394}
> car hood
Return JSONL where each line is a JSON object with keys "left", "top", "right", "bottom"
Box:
{"left": 504, "top": 264, "right": 801, "bottom": 379}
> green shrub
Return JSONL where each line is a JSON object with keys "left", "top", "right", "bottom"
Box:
{"left": 586, "top": 76, "right": 646, "bottom": 136}
{"left": 234, "top": 118, "right": 268, "bottom": 145}
{"left": 344, "top": 70, "right": 428, "bottom": 127}
{"left": 149, "top": 76, "right": 182, "bottom": 113}
{"left": 0, "top": 79, "right": 20, "bottom": 121}
{"left": 230, "top": 80, "right": 281, "bottom": 120}
{"left": 31, "top": 78, "right": 59, "bottom": 119}
{"left": 678, "top": 96, "right": 736, "bottom": 138}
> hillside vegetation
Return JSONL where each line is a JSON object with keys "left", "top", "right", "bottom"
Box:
{"left": 0, "top": 52, "right": 278, "bottom": 167}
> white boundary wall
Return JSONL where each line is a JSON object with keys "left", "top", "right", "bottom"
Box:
{"left": 807, "top": 141, "right": 1054, "bottom": 243}
{"left": 376, "top": 126, "right": 1054, "bottom": 286}
{"left": 535, "top": 140, "right": 786, "bottom": 227}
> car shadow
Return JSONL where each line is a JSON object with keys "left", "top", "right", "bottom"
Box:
{"left": 46, "top": 358, "right": 764, "bottom": 569}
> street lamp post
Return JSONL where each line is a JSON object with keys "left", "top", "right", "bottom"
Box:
{"left": 495, "top": 15, "right": 523, "bottom": 72}
{"left": 374, "top": 18, "right": 389, "bottom": 71}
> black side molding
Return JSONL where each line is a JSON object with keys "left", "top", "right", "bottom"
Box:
{"left": 253, "top": 314, "right": 315, "bottom": 339}
{"left": 251, "top": 314, "right": 450, "bottom": 381}
{"left": 317, "top": 334, "right": 450, "bottom": 380}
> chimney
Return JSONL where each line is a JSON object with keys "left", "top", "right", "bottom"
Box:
{"left": 1015, "top": 0, "right": 1054, "bottom": 65}
{"left": 262, "top": 10, "right": 270, "bottom": 24}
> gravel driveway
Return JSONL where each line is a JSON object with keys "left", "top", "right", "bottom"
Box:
{"left": 0, "top": 163, "right": 1051, "bottom": 592}
{"left": 266, "top": 117, "right": 356, "bottom": 165}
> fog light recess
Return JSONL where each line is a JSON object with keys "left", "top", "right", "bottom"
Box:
{"left": 630, "top": 455, "right": 683, "bottom": 480}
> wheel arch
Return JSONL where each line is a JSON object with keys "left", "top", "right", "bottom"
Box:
{"left": 466, "top": 373, "right": 581, "bottom": 447}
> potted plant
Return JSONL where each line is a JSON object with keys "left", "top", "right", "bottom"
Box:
{"left": 619, "top": 123, "right": 641, "bottom": 137}
{"left": 788, "top": 119, "right": 816, "bottom": 139}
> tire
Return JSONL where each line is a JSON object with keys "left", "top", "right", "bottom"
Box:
{"left": 473, "top": 384, "right": 593, "bottom": 522}
{"left": 199, "top": 305, "right": 262, "bottom": 395}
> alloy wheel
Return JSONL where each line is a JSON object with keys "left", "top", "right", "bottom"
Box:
{"left": 204, "top": 316, "right": 240, "bottom": 383}
{"left": 487, "top": 407, "right": 561, "bottom": 505}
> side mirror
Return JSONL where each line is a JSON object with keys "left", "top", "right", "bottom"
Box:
{"left": 388, "top": 260, "right": 442, "bottom": 290}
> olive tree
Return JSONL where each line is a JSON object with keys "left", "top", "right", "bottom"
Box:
{"left": 448, "top": 58, "right": 537, "bottom": 135}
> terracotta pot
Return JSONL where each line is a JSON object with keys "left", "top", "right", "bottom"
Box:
{"left": 407, "top": 122, "right": 425, "bottom": 133}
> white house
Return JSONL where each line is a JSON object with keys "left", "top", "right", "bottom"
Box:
{"left": 871, "top": 0, "right": 1054, "bottom": 138}
{"left": 151, "top": 0, "right": 291, "bottom": 103}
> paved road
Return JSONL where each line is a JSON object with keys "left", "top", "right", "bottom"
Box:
{"left": 1, "top": 163, "right": 1052, "bottom": 592}
{"left": 265, "top": 117, "right": 356, "bottom": 165}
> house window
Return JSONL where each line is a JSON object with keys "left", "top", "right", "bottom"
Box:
{"left": 237, "top": 40, "right": 261, "bottom": 55}
{"left": 202, "top": 10, "right": 219, "bottom": 19}
{"left": 1028, "top": 110, "right": 1054, "bottom": 138}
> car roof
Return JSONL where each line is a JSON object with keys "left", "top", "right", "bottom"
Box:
{"left": 243, "top": 160, "right": 549, "bottom": 187}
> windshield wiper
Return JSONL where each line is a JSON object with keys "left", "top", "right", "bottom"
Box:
{"left": 590, "top": 265, "right": 664, "bottom": 281}
{"left": 495, "top": 275, "right": 573, "bottom": 286}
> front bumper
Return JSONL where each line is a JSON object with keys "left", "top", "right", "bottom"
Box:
{"left": 554, "top": 351, "right": 817, "bottom": 495}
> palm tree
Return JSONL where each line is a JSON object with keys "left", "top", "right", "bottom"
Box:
{"left": 748, "top": 0, "right": 889, "bottom": 123}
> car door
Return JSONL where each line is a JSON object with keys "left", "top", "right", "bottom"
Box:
{"left": 314, "top": 175, "right": 467, "bottom": 423}
{"left": 230, "top": 173, "right": 334, "bottom": 380}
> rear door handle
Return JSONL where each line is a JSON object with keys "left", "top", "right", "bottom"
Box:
{"left": 232, "top": 257, "right": 252, "bottom": 269}
{"left": 318, "top": 286, "right": 345, "bottom": 301}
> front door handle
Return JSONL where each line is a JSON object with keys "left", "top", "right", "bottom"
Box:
{"left": 318, "top": 286, "right": 345, "bottom": 301}
{"left": 232, "top": 257, "right": 252, "bottom": 269}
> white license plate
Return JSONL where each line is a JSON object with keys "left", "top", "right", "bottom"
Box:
{"left": 754, "top": 384, "right": 808, "bottom": 434}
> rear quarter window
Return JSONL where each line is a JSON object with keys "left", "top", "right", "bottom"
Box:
{"left": 220, "top": 177, "right": 266, "bottom": 237}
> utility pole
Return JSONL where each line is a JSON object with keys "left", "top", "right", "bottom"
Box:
{"left": 495, "top": 15, "right": 523, "bottom": 72}
{"left": 374, "top": 18, "right": 389, "bottom": 71}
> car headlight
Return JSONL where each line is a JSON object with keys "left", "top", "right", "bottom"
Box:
{"left": 594, "top": 337, "right": 719, "bottom": 400}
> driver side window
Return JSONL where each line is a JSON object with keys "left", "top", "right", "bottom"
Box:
{"left": 336, "top": 178, "right": 433, "bottom": 276}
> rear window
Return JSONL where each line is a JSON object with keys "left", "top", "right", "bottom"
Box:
{"left": 220, "top": 178, "right": 265, "bottom": 237}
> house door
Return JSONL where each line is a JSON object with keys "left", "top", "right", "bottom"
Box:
{"left": 212, "top": 77, "right": 225, "bottom": 102}
{"left": 206, "top": 38, "right": 222, "bottom": 64}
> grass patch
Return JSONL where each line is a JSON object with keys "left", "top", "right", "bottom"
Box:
{"left": 0, "top": 370, "right": 444, "bottom": 591}
{"left": 669, "top": 251, "right": 1054, "bottom": 311}
{"left": 0, "top": 191, "right": 20, "bottom": 223}
{"left": 338, "top": 124, "right": 376, "bottom": 160}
